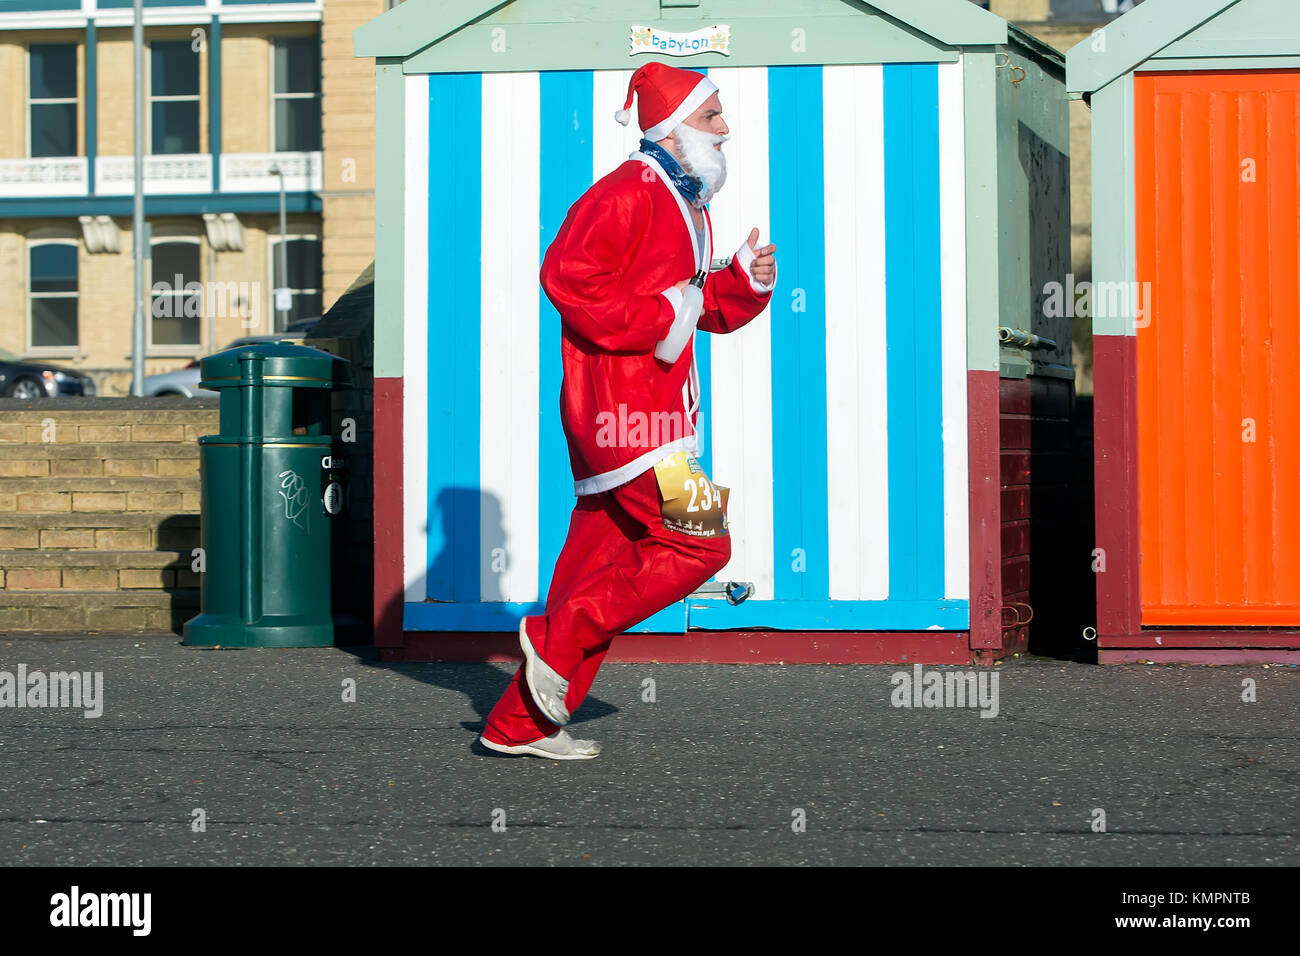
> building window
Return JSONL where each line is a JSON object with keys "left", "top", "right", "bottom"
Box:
{"left": 150, "top": 40, "right": 200, "bottom": 155}
{"left": 150, "top": 240, "right": 202, "bottom": 346}
{"left": 29, "top": 44, "right": 77, "bottom": 158}
{"left": 272, "top": 37, "right": 321, "bottom": 152}
{"left": 270, "top": 235, "right": 322, "bottom": 328}
{"left": 29, "top": 241, "right": 79, "bottom": 349}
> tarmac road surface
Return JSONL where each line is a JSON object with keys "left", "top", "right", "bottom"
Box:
{"left": 0, "top": 636, "right": 1295, "bottom": 866}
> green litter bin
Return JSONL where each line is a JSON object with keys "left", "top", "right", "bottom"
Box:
{"left": 183, "top": 343, "right": 351, "bottom": 647}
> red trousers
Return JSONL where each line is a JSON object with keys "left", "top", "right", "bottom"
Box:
{"left": 482, "top": 467, "right": 731, "bottom": 746}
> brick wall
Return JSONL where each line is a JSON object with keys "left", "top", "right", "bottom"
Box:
{"left": 0, "top": 398, "right": 215, "bottom": 632}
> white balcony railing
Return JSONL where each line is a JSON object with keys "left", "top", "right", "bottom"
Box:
{"left": 220, "top": 151, "right": 322, "bottom": 193}
{"left": 0, "top": 157, "right": 90, "bottom": 197}
{"left": 0, "top": 152, "right": 321, "bottom": 200}
{"left": 95, "top": 154, "right": 213, "bottom": 196}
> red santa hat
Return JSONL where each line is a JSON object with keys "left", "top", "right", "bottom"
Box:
{"left": 615, "top": 62, "right": 719, "bottom": 142}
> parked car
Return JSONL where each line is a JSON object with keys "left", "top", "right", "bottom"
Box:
{"left": 0, "top": 348, "right": 96, "bottom": 398}
{"left": 143, "top": 333, "right": 312, "bottom": 397}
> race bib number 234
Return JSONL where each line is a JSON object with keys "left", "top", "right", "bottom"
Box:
{"left": 652, "top": 452, "right": 730, "bottom": 538}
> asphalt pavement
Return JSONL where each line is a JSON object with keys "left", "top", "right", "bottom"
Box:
{"left": 0, "top": 635, "right": 1295, "bottom": 866}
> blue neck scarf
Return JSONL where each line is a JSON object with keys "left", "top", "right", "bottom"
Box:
{"left": 639, "top": 138, "right": 704, "bottom": 206}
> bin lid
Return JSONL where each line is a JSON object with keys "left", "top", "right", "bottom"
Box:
{"left": 199, "top": 342, "right": 351, "bottom": 389}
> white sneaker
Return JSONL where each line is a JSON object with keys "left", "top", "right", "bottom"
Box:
{"left": 519, "top": 617, "right": 571, "bottom": 726}
{"left": 478, "top": 729, "right": 601, "bottom": 760}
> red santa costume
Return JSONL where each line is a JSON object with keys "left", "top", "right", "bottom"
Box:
{"left": 481, "top": 62, "right": 775, "bottom": 755}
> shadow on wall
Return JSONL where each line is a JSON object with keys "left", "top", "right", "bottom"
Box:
{"left": 307, "top": 263, "right": 376, "bottom": 639}
{"left": 427, "top": 487, "right": 505, "bottom": 603}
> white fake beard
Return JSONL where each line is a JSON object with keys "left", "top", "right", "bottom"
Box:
{"left": 673, "top": 124, "right": 728, "bottom": 207}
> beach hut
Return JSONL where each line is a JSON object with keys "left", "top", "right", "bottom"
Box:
{"left": 1068, "top": 0, "right": 1300, "bottom": 664}
{"left": 355, "top": 0, "right": 1072, "bottom": 663}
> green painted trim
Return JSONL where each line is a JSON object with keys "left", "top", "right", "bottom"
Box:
{"left": 992, "top": 46, "right": 1072, "bottom": 368}
{"left": 1006, "top": 23, "right": 1066, "bottom": 79}
{"left": 355, "top": 0, "right": 1010, "bottom": 62}
{"left": 354, "top": 0, "right": 500, "bottom": 59}
{"left": 1155, "top": 36, "right": 1300, "bottom": 59}
{"left": 1066, "top": 0, "right": 1242, "bottom": 95}
{"left": 868, "top": 0, "right": 1006, "bottom": 47}
{"left": 372, "top": 58, "right": 406, "bottom": 378}
{"left": 1141, "top": 55, "right": 1300, "bottom": 71}
{"left": 402, "top": 16, "right": 957, "bottom": 74}
{"left": 1088, "top": 74, "right": 1137, "bottom": 337}
{"left": 1156, "top": 0, "right": 1300, "bottom": 59}
{"left": 963, "top": 51, "right": 1000, "bottom": 373}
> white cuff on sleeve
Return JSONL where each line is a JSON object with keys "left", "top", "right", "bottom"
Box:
{"left": 660, "top": 285, "right": 684, "bottom": 314}
{"left": 734, "top": 240, "right": 776, "bottom": 294}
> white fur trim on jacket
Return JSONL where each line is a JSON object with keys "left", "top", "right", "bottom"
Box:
{"left": 733, "top": 238, "right": 776, "bottom": 294}
{"left": 573, "top": 435, "right": 700, "bottom": 497}
{"left": 660, "top": 284, "right": 684, "bottom": 315}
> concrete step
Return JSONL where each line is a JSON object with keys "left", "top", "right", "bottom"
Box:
{"left": 0, "top": 550, "right": 198, "bottom": 590}
{"left": 0, "top": 414, "right": 217, "bottom": 445}
{"left": 0, "top": 589, "right": 199, "bottom": 632}
{"left": 0, "top": 399, "right": 217, "bottom": 434}
{"left": 0, "top": 442, "right": 200, "bottom": 460}
{"left": 0, "top": 443, "right": 200, "bottom": 478}
{"left": 0, "top": 513, "right": 200, "bottom": 551}
{"left": 0, "top": 477, "right": 200, "bottom": 514}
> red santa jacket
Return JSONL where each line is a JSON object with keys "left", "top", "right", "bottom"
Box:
{"left": 541, "top": 150, "right": 775, "bottom": 496}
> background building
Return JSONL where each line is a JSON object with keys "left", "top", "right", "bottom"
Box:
{"left": 0, "top": 0, "right": 332, "bottom": 394}
{"left": 320, "top": 0, "right": 386, "bottom": 311}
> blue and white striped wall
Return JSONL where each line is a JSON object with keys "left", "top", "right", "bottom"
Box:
{"left": 401, "top": 62, "right": 970, "bottom": 633}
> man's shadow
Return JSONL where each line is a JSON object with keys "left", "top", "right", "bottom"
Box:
{"left": 367, "top": 486, "right": 617, "bottom": 735}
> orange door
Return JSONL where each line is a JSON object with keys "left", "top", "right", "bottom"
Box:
{"left": 1134, "top": 70, "right": 1300, "bottom": 625}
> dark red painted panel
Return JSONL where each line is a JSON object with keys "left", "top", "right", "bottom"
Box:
{"left": 1001, "top": 521, "right": 1031, "bottom": 557}
{"left": 1002, "top": 555, "right": 1031, "bottom": 595}
{"left": 999, "top": 377, "right": 1032, "bottom": 414}
{"left": 1000, "top": 450, "right": 1031, "bottom": 486}
{"left": 1093, "top": 335, "right": 1141, "bottom": 638}
{"left": 373, "top": 377, "right": 405, "bottom": 648}
{"left": 968, "top": 370, "right": 1004, "bottom": 652}
{"left": 387, "top": 630, "right": 976, "bottom": 665}
{"left": 1001, "top": 488, "right": 1030, "bottom": 522}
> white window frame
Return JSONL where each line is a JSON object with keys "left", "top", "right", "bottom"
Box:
{"left": 269, "top": 35, "right": 320, "bottom": 153}
{"left": 148, "top": 235, "right": 204, "bottom": 351}
{"left": 147, "top": 38, "right": 201, "bottom": 156}
{"left": 26, "top": 237, "right": 80, "bottom": 356}
{"left": 27, "top": 42, "right": 79, "bottom": 159}
{"left": 267, "top": 232, "right": 322, "bottom": 332}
